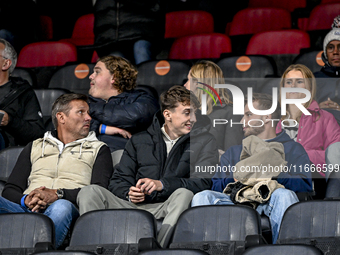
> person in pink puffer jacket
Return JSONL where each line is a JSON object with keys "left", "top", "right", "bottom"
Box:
{"left": 276, "top": 64, "right": 340, "bottom": 198}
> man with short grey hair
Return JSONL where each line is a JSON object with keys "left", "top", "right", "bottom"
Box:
{"left": 0, "top": 38, "right": 44, "bottom": 147}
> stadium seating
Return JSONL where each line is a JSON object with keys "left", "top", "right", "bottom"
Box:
{"left": 59, "top": 14, "right": 95, "bottom": 46}
{"left": 169, "top": 33, "right": 232, "bottom": 60}
{"left": 277, "top": 200, "right": 340, "bottom": 254}
{"left": 38, "top": 16, "right": 53, "bottom": 41}
{"left": 33, "top": 252, "right": 96, "bottom": 255}
{"left": 169, "top": 205, "right": 262, "bottom": 254}
{"left": 165, "top": 11, "right": 214, "bottom": 39}
{"left": 16, "top": 42, "right": 78, "bottom": 88}
{"left": 48, "top": 63, "right": 94, "bottom": 94}
{"left": 0, "top": 213, "right": 55, "bottom": 253}
{"left": 12, "top": 67, "right": 37, "bottom": 86}
{"left": 242, "top": 244, "right": 322, "bottom": 255}
{"left": 292, "top": 50, "right": 324, "bottom": 73}
{"left": 138, "top": 249, "right": 209, "bottom": 255}
{"left": 247, "top": 0, "right": 307, "bottom": 12}
{"left": 66, "top": 209, "right": 157, "bottom": 254}
{"left": 136, "top": 60, "right": 191, "bottom": 97}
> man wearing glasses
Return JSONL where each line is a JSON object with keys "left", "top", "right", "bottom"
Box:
{"left": 0, "top": 39, "right": 44, "bottom": 147}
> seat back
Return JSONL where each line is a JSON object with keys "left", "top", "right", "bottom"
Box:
{"left": 229, "top": 7, "right": 291, "bottom": 36}
{"left": 0, "top": 213, "right": 54, "bottom": 249}
{"left": 138, "top": 249, "right": 210, "bottom": 255}
{"left": 0, "top": 146, "right": 25, "bottom": 181}
{"left": 307, "top": 3, "right": 340, "bottom": 31}
{"left": 136, "top": 60, "right": 191, "bottom": 96}
{"left": 248, "top": 0, "right": 306, "bottom": 12}
{"left": 48, "top": 63, "right": 94, "bottom": 94}
{"left": 38, "top": 15, "right": 53, "bottom": 41}
{"left": 68, "top": 209, "right": 156, "bottom": 249}
{"left": 216, "top": 55, "right": 278, "bottom": 78}
{"left": 293, "top": 50, "right": 325, "bottom": 73}
{"left": 165, "top": 10, "right": 214, "bottom": 39}
{"left": 12, "top": 68, "right": 37, "bottom": 86}
{"left": 246, "top": 30, "right": 310, "bottom": 55}
{"left": 33, "top": 252, "right": 96, "bottom": 255}
{"left": 243, "top": 244, "right": 322, "bottom": 255}
{"left": 170, "top": 205, "right": 261, "bottom": 254}
{"left": 169, "top": 33, "right": 232, "bottom": 60}
{"left": 277, "top": 200, "right": 340, "bottom": 254}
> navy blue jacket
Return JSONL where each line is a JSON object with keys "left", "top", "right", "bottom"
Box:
{"left": 212, "top": 131, "right": 313, "bottom": 193}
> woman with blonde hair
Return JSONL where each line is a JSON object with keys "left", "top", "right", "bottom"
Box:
{"left": 276, "top": 64, "right": 340, "bottom": 197}
{"left": 184, "top": 60, "right": 243, "bottom": 153}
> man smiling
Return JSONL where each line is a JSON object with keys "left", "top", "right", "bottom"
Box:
{"left": 77, "top": 85, "right": 218, "bottom": 248}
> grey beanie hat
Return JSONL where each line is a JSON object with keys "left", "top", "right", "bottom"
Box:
{"left": 324, "top": 15, "right": 340, "bottom": 60}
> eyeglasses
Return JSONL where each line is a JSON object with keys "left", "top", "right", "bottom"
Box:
{"left": 326, "top": 44, "right": 340, "bottom": 53}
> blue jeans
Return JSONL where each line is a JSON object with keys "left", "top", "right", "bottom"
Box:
{"left": 191, "top": 188, "right": 299, "bottom": 244}
{"left": 0, "top": 197, "right": 79, "bottom": 248}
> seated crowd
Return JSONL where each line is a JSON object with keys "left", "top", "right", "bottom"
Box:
{"left": 0, "top": 22, "right": 340, "bottom": 251}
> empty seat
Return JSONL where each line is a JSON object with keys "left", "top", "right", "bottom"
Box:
{"left": 277, "top": 200, "right": 340, "bottom": 254}
{"left": 59, "top": 14, "right": 94, "bottom": 46}
{"left": 0, "top": 213, "right": 54, "bottom": 253}
{"left": 228, "top": 8, "right": 291, "bottom": 36}
{"left": 307, "top": 3, "right": 340, "bottom": 31}
{"left": 165, "top": 11, "right": 214, "bottom": 39}
{"left": 216, "top": 55, "right": 278, "bottom": 78}
{"left": 33, "top": 251, "right": 96, "bottom": 255}
{"left": 136, "top": 60, "right": 191, "bottom": 96}
{"left": 34, "top": 88, "right": 71, "bottom": 131}
{"left": 169, "top": 205, "right": 262, "bottom": 254}
{"left": 66, "top": 209, "right": 157, "bottom": 254}
{"left": 248, "top": 0, "right": 306, "bottom": 12}
{"left": 293, "top": 50, "right": 325, "bottom": 73}
{"left": 138, "top": 249, "right": 209, "bottom": 255}
{"left": 17, "top": 42, "right": 78, "bottom": 68}
{"left": 243, "top": 244, "right": 322, "bottom": 255}
{"left": 16, "top": 42, "right": 78, "bottom": 88}
{"left": 12, "top": 67, "right": 37, "bottom": 86}
{"left": 48, "top": 63, "right": 94, "bottom": 94}
{"left": 246, "top": 30, "right": 310, "bottom": 55}
{"left": 169, "top": 33, "right": 232, "bottom": 60}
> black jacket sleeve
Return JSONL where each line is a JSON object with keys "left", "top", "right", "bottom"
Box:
{"left": 108, "top": 140, "right": 138, "bottom": 200}
{"left": 3, "top": 88, "right": 45, "bottom": 145}
{"left": 89, "top": 92, "right": 159, "bottom": 133}
{"left": 3, "top": 144, "right": 114, "bottom": 205}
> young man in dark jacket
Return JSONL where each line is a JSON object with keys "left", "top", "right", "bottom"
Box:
{"left": 88, "top": 55, "right": 159, "bottom": 152}
{"left": 0, "top": 38, "right": 44, "bottom": 147}
{"left": 191, "top": 93, "right": 313, "bottom": 244}
{"left": 78, "top": 85, "right": 219, "bottom": 247}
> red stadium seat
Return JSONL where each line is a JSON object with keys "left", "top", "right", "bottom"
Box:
{"left": 246, "top": 30, "right": 310, "bottom": 55}
{"left": 38, "top": 15, "right": 53, "bottom": 41}
{"left": 169, "top": 33, "right": 232, "bottom": 60}
{"left": 17, "top": 42, "right": 77, "bottom": 68}
{"left": 228, "top": 7, "right": 291, "bottom": 36}
{"left": 307, "top": 3, "right": 340, "bottom": 31}
{"left": 59, "top": 14, "right": 94, "bottom": 46}
{"left": 165, "top": 10, "right": 214, "bottom": 39}
{"left": 248, "top": 0, "right": 306, "bottom": 12}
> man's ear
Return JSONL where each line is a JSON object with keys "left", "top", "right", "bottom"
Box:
{"left": 2, "top": 59, "right": 12, "bottom": 72}
{"left": 56, "top": 112, "right": 65, "bottom": 125}
{"left": 110, "top": 74, "right": 115, "bottom": 84}
{"left": 163, "top": 109, "right": 172, "bottom": 122}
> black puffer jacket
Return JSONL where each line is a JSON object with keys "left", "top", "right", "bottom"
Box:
{"left": 109, "top": 111, "right": 218, "bottom": 203}
{"left": 93, "top": 0, "right": 165, "bottom": 47}
{"left": 0, "top": 77, "right": 44, "bottom": 146}
{"left": 89, "top": 89, "right": 160, "bottom": 151}
{"left": 314, "top": 53, "right": 340, "bottom": 104}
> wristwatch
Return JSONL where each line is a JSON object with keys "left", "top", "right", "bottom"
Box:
{"left": 56, "top": 188, "right": 64, "bottom": 199}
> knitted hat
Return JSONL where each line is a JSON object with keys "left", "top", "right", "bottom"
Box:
{"left": 324, "top": 15, "right": 340, "bottom": 60}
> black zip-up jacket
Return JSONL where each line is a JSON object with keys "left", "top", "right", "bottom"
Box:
{"left": 93, "top": 0, "right": 165, "bottom": 48}
{"left": 0, "top": 77, "right": 44, "bottom": 146}
{"left": 109, "top": 111, "right": 219, "bottom": 203}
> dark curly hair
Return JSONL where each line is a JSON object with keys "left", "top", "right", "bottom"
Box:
{"left": 97, "top": 55, "right": 138, "bottom": 93}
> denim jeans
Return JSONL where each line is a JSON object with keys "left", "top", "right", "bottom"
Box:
{"left": 191, "top": 188, "right": 299, "bottom": 244}
{"left": 0, "top": 197, "right": 79, "bottom": 248}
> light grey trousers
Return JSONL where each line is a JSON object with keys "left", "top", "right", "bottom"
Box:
{"left": 77, "top": 185, "right": 194, "bottom": 248}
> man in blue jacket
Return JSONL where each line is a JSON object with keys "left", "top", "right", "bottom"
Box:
{"left": 192, "top": 93, "right": 313, "bottom": 244}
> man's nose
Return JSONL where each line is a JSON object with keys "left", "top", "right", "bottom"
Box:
{"left": 85, "top": 112, "right": 92, "bottom": 121}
